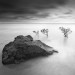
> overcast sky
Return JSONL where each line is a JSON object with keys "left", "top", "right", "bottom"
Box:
{"left": 0, "top": 0, "right": 75, "bottom": 23}
{"left": 0, "top": 0, "right": 70, "bottom": 20}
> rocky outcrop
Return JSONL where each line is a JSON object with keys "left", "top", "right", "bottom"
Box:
{"left": 14, "top": 35, "right": 33, "bottom": 42}
{"left": 2, "top": 35, "right": 58, "bottom": 65}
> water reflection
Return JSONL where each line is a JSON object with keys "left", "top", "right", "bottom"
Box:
{"left": 63, "top": 37, "right": 68, "bottom": 45}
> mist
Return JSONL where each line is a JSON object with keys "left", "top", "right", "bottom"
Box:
{"left": 0, "top": 24, "right": 75, "bottom": 75}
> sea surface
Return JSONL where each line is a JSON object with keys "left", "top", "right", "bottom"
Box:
{"left": 0, "top": 24, "right": 75, "bottom": 75}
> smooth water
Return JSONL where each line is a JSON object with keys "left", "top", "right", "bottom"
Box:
{"left": 0, "top": 24, "right": 75, "bottom": 75}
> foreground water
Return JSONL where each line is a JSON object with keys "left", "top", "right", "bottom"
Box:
{"left": 0, "top": 24, "right": 75, "bottom": 75}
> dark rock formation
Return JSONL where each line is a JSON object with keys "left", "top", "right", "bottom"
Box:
{"left": 14, "top": 35, "right": 33, "bottom": 42}
{"left": 2, "top": 35, "right": 58, "bottom": 65}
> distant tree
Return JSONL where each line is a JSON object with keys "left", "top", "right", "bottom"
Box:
{"left": 41, "top": 29, "right": 49, "bottom": 38}
{"left": 33, "top": 30, "right": 39, "bottom": 39}
{"left": 59, "top": 27, "right": 72, "bottom": 38}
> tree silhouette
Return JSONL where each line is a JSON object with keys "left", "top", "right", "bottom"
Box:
{"left": 59, "top": 27, "right": 72, "bottom": 38}
{"left": 41, "top": 29, "right": 49, "bottom": 38}
{"left": 33, "top": 30, "right": 39, "bottom": 39}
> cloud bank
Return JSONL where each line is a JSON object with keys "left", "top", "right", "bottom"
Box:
{"left": 0, "top": 0, "right": 69, "bottom": 20}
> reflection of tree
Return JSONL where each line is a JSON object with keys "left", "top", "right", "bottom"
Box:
{"left": 33, "top": 30, "right": 39, "bottom": 39}
{"left": 59, "top": 27, "right": 72, "bottom": 38}
{"left": 41, "top": 29, "right": 49, "bottom": 38}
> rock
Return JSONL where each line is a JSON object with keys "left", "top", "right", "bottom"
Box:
{"left": 14, "top": 35, "right": 33, "bottom": 42}
{"left": 26, "top": 35, "right": 33, "bottom": 41}
{"left": 52, "top": 50, "right": 58, "bottom": 53}
{"left": 2, "top": 35, "right": 58, "bottom": 65}
{"left": 32, "top": 40, "right": 53, "bottom": 50}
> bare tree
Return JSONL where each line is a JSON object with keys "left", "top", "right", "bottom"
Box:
{"left": 41, "top": 29, "right": 49, "bottom": 38}
{"left": 33, "top": 30, "right": 39, "bottom": 39}
{"left": 59, "top": 27, "right": 72, "bottom": 38}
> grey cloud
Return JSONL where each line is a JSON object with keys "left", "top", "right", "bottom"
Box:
{"left": 0, "top": 0, "right": 69, "bottom": 20}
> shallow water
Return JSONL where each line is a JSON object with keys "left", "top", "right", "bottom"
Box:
{"left": 0, "top": 24, "right": 75, "bottom": 75}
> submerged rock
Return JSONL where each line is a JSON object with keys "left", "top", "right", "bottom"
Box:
{"left": 2, "top": 35, "right": 58, "bottom": 65}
